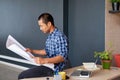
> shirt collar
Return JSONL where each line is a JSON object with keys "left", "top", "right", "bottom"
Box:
{"left": 49, "top": 27, "right": 58, "bottom": 35}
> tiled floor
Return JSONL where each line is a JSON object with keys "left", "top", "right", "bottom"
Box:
{"left": 0, "top": 62, "right": 25, "bottom": 80}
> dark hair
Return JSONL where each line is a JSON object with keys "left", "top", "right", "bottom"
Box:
{"left": 38, "top": 13, "right": 54, "bottom": 26}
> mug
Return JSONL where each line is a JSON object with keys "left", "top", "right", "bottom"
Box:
{"left": 59, "top": 71, "right": 66, "bottom": 80}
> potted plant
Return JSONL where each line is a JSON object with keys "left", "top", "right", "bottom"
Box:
{"left": 110, "top": 0, "right": 120, "bottom": 11}
{"left": 94, "top": 43, "right": 113, "bottom": 69}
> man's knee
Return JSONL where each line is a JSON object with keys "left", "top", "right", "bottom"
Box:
{"left": 18, "top": 71, "right": 24, "bottom": 79}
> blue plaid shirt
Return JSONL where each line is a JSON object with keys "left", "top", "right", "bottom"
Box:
{"left": 45, "top": 28, "right": 68, "bottom": 72}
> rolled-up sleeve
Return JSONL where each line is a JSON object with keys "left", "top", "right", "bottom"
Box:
{"left": 56, "top": 35, "right": 68, "bottom": 61}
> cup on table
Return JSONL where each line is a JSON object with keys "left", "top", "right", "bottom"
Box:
{"left": 59, "top": 71, "right": 66, "bottom": 80}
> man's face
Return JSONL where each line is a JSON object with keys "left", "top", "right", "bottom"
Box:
{"left": 38, "top": 19, "right": 50, "bottom": 33}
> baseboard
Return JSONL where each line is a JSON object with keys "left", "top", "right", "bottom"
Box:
{"left": 0, "top": 55, "right": 34, "bottom": 70}
{"left": 0, "top": 60, "right": 29, "bottom": 70}
{"left": 0, "top": 55, "right": 37, "bottom": 65}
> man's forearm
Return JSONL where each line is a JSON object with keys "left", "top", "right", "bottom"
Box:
{"left": 32, "top": 49, "right": 46, "bottom": 56}
{"left": 45, "top": 55, "right": 64, "bottom": 64}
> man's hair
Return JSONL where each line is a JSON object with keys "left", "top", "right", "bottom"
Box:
{"left": 38, "top": 13, "right": 54, "bottom": 26}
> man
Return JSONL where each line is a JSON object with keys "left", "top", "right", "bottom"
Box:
{"left": 18, "top": 13, "right": 68, "bottom": 79}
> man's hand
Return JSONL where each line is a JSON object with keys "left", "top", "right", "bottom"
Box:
{"left": 26, "top": 48, "right": 33, "bottom": 53}
{"left": 34, "top": 57, "right": 48, "bottom": 64}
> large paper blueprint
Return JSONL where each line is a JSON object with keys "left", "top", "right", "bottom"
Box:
{"left": 6, "top": 35, "right": 54, "bottom": 70}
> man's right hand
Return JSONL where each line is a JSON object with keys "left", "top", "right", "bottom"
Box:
{"left": 26, "top": 48, "right": 33, "bottom": 53}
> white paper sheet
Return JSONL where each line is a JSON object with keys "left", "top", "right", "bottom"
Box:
{"left": 6, "top": 35, "right": 54, "bottom": 70}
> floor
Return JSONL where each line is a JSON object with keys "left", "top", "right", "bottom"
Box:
{"left": 0, "top": 62, "right": 25, "bottom": 80}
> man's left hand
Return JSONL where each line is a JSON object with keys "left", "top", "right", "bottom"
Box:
{"left": 34, "top": 57, "right": 48, "bottom": 64}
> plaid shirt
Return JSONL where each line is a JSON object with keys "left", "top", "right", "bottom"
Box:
{"left": 45, "top": 28, "right": 68, "bottom": 72}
